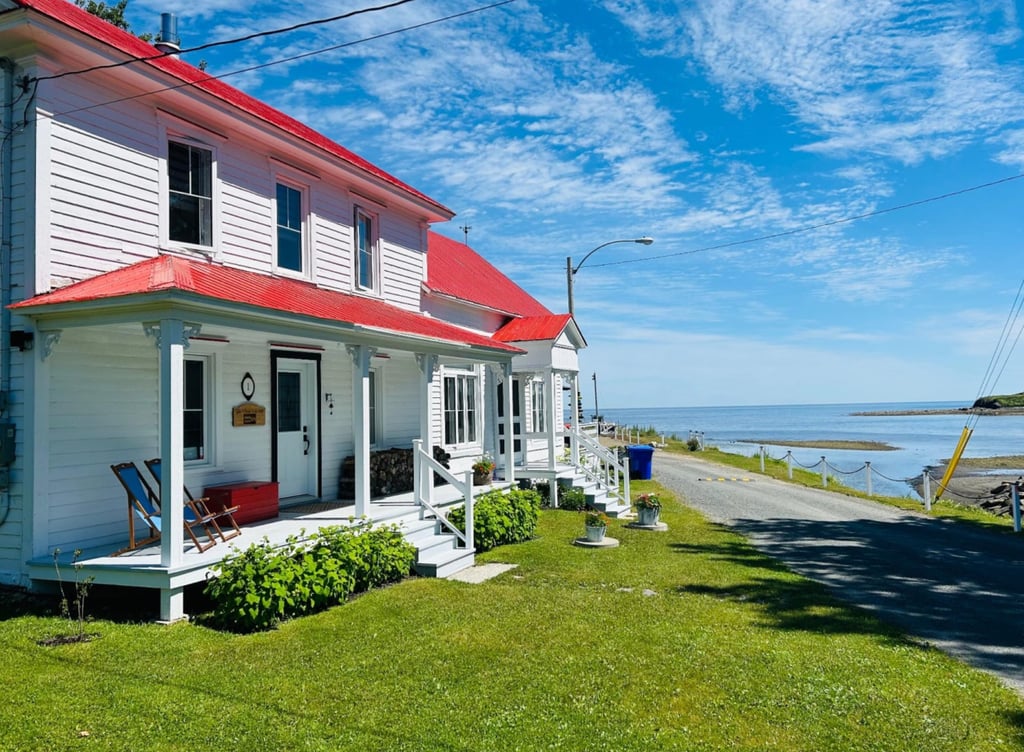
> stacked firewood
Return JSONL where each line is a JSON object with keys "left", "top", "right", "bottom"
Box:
{"left": 338, "top": 445, "right": 451, "bottom": 500}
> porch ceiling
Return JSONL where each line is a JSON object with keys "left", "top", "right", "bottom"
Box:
{"left": 11, "top": 255, "right": 524, "bottom": 359}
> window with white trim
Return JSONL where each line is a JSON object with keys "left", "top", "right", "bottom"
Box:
{"left": 530, "top": 379, "right": 546, "bottom": 433}
{"left": 168, "top": 141, "right": 213, "bottom": 247}
{"left": 354, "top": 207, "right": 378, "bottom": 292}
{"left": 275, "top": 181, "right": 305, "bottom": 273}
{"left": 183, "top": 356, "right": 212, "bottom": 463}
{"left": 443, "top": 369, "right": 478, "bottom": 446}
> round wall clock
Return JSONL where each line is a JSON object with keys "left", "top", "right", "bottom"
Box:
{"left": 241, "top": 372, "right": 256, "bottom": 401}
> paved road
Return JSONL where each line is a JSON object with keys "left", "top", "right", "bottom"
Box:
{"left": 654, "top": 450, "right": 1024, "bottom": 693}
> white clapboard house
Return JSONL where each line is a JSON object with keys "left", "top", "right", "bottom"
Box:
{"left": 0, "top": 0, "right": 630, "bottom": 620}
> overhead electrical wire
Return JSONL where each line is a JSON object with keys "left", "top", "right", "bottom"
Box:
{"left": 587, "top": 172, "right": 1024, "bottom": 269}
{"left": 19, "top": 0, "right": 519, "bottom": 126}
{"left": 969, "top": 277, "right": 1024, "bottom": 430}
{"left": 34, "top": 0, "right": 423, "bottom": 83}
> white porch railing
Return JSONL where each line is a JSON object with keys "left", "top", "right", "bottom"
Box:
{"left": 575, "top": 431, "right": 630, "bottom": 505}
{"left": 412, "top": 440, "right": 474, "bottom": 552}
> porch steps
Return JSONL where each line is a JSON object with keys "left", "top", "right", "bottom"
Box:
{"left": 401, "top": 515, "right": 475, "bottom": 579}
{"left": 565, "top": 476, "right": 631, "bottom": 519}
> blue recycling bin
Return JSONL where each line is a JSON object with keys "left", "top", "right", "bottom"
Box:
{"left": 627, "top": 444, "right": 654, "bottom": 480}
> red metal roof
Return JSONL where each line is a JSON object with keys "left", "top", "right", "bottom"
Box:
{"left": 11, "top": 0, "right": 451, "bottom": 220}
{"left": 426, "top": 232, "right": 552, "bottom": 318}
{"left": 11, "top": 255, "right": 523, "bottom": 354}
{"left": 493, "top": 314, "right": 574, "bottom": 343}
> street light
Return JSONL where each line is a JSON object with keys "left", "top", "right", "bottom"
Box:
{"left": 566, "top": 236, "right": 654, "bottom": 316}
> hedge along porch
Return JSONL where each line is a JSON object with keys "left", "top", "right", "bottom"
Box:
{"left": 12, "top": 257, "right": 522, "bottom": 621}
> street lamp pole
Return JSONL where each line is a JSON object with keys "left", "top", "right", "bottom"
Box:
{"left": 592, "top": 371, "right": 600, "bottom": 433}
{"left": 566, "top": 236, "right": 654, "bottom": 316}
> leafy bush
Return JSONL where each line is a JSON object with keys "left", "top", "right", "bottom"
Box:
{"left": 204, "top": 523, "right": 415, "bottom": 633}
{"left": 687, "top": 437, "right": 701, "bottom": 451}
{"left": 558, "top": 485, "right": 587, "bottom": 511}
{"left": 448, "top": 488, "right": 541, "bottom": 552}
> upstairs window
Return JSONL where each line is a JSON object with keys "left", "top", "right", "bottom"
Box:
{"left": 355, "top": 208, "right": 378, "bottom": 292}
{"left": 168, "top": 142, "right": 213, "bottom": 247}
{"left": 276, "top": 182, "right": 304, "bottom": 273}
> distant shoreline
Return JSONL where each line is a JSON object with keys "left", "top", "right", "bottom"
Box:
{"left": 851, "top": 407, "right": 1024, "bottom": 417}
{"left": 737, "top": 439, "right": 898, "bottom": 451}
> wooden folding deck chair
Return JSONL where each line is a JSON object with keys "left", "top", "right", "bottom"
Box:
{"left": 144, "top": 458, "right": 242, "bottom": 543}
{"left": 110, "top": 461, "right": 221, "bottom": 554}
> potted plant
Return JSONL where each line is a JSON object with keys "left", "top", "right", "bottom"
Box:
{"left": 584, "top": 510, "right": 610, "bottom": 542}
{"left": 634, "top": 493, "right": 662, "bottom": 526}
{"left": 472, "top": 455, "right": 496, "bottom": 486}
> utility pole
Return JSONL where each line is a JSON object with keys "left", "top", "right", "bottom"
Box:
{"left": 592, "top": 372, "right": 600, "bottom": 434}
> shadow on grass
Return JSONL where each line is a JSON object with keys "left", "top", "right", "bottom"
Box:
{"left": 0, "top": 583, "right": 194, "bottom": 624}
{"left": 669, "top": 533, "right": 910, "bottom": 644}
{"left": 672, "top": 514, "right": 1024, "bottom": 686}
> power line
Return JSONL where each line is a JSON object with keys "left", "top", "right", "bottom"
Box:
{"left": 586, "top": 172, "right": 1024, "bottom": 269}
{"left": 26, "top": 0, "right": 519, "bottom": 125}
{"left": 34, "top": 0, "right": 421, "bottom": 83}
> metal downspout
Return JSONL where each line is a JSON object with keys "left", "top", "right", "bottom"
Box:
{"left": 0, "top": 58, "right": 14, "bottom": 525}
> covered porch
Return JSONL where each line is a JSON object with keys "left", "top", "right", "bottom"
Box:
{"left": 12, "top": 255, "right": 524, "bottom": 621}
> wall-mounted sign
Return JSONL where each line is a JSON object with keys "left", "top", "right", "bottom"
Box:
{"left": 232, "top": 402, "right": 266, "bottom": 426}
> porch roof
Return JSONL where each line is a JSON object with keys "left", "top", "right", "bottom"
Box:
{"left": 425, "top": 232, "right": 553, "bottom": 318}
{"left": 7, "top": 0, "right": 452, "bottom": 222}
{"left": 493, "top": 313, "right": 585, "bottom": 346}
{"left": 10, "top": 255, "right": 525, "bottom": 355}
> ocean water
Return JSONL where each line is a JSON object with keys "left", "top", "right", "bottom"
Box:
{"left": 600, "top": 401, "right": 1024, "bottom": 499}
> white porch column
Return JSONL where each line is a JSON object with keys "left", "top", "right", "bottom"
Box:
{"left": 347, "top": 345, "right": 374, "bottom": 517}
{"left": 29, "top": 331, "right": 60, "bottom": 558}
{"left": 416, "top": 353, "right": 438, "bottom": 496}
{"left": 569, "top": 372, "right": 580, "bottom": 466}
{"left": 502, "top": 361, "right": 514, "bottom": 481}
{"left": 545, "top": 368, "right": 557, "bottom": 470}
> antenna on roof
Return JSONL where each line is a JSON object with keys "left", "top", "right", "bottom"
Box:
{"left": 155, "top": 13, "right": 181, "bottom": 56}
{"left": 460, "top": 224, "right": 471, "bottom": 245}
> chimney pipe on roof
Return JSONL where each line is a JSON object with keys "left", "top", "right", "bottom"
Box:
{"left": 154, "top": 13, "right": 181, "bottom": 56}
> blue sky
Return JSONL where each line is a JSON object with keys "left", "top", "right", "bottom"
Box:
{"left": 126, "top": 0, "right": 1024, "bottom": 408}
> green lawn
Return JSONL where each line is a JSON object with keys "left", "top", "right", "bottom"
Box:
{"left": 2, "top": 487, "right": 1023, "bottom": 751}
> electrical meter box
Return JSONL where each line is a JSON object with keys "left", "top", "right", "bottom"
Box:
{"left": 0, "top": 423, "right": 14, "bottom": 465}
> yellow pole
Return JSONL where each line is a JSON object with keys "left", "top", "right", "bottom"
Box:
{"left": 934, "top": 426, "right": 973, "bottom": 501}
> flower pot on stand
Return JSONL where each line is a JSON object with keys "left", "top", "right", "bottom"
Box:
{"left": 473, "top": 469, "right": 492, "bottom": 486}
{"left": 584, "top": 524, "right": 606, "bottom": 543}
{"left": 637, "top": 506, "right": 660, "bottom": 526}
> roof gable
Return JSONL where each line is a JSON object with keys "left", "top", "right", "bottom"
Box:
{"left": 425, "top": 232, "right": 552, "bottom": 318}
{"left": 12, "top": 0, "right": 451, "bottom": 220}
{"left": 11, "top": 255, "right": 524, "bottom": 354}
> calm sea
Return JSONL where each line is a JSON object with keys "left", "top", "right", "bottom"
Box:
{"left": 600, "top": 401, "right": 1024, "bottom": 498}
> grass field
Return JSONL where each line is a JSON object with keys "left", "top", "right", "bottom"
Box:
{"left": 2, "top": 480, "right": 1022, "bottom": 751}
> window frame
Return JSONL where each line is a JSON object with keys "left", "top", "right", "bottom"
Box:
{"left": 353, "top": 206, "right": 380, "bottom": 294}
{"left": 273, "top": 178, "right": 309, "bottom": 277}
{"left": 159, "top": 121, "right": 222, "bottom": 254}
{"left": 442, "top": 367, "right": 480, "bottom": 449}
{"left": 530, "top": 379, "right": 546, "bottom": 433}
{"left": 183, "top": 354, "right": 214, "bottom": 466}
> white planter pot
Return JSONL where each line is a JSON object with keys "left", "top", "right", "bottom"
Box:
{"left": 585, "top": 524, "right": 606, "bottom": 543}
{"left": 637, "top": 507, "right": 660, "bottom": 526}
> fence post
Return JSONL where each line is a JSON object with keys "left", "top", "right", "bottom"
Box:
{"left": 820, "top": 456, "right": 827, "bottom": 488}
{"left": 922, "top": 469, "right": 931, "bottom": 512}
{"left": 865, "top": 461, "right": 872, "bottom": 497}
{"left": 759, "top": 445, "right": 766, "bottom": 473}
{"left": 786, "top": 451, "right": 793, "bottom": 480}
{"left": 1013, "top": 482, "right": 1021, "bottom": 533}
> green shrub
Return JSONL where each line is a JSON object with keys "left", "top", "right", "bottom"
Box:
{"left": 448, "top": 488, "right": 541, "bottom": 552}
{"left": 204, "top": 524, "right": 415, "bottom": 633}
{"left": 558, "top": 485, "right": 587, "bottom": 511}
{"left": 686, "top": 437, "right": 701, "bottom": 451}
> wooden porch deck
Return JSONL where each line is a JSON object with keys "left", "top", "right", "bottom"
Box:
{"left": 27, "top": 485, "right": 479, "bottom": 593}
